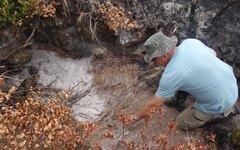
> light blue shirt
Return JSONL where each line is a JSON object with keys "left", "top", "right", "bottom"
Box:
{"left": 155, "top": 39, "right": 238, "bottom": 114}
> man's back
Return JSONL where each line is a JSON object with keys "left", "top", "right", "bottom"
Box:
{"left": 156, "top": 39, "right": 238, "bottom": 114}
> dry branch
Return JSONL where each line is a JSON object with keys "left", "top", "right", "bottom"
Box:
{"left": 1, "top": 25, "right": 36, "bottom": 61}
{"left": 0, "top": 38, "right": 16, "bottom": 50}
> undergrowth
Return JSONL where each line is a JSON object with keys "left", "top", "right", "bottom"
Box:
{"left": 0, "top": 76, "right": 218, "bottom": 149}
{"left": 0, "top": 0, "right": 57, "bottom": 28}
{"left": 97, "top": 0, "right": 138, "bottom": 31}
{"left": 0, "top": 78, "right": 97, "bottom": 149}
{"left": 99, "top": 107, "right": 217, "bottom": 150}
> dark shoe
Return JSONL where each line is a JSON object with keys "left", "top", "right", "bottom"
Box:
{"left": 164, "top": 91, "right": 188, "bottom": 112}
{"left": 175, "top": 91, "right": 188, "bottom": 103}
{"left": 163, "top": 99, "right": 186, "bottom": 112}
{"left": 203, "top": 106, "right": 240, "bottom": 127}
{"left": 226, "top": 106, "right": 240, "bottom": 118}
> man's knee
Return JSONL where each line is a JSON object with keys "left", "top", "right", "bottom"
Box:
{"left": 176, "top": 117, "right": 202, "bottom": 131}
{"left": 176, "top": 115, "right": 188, "bottom": 130}
{"left": 176, "top": 108, "right": 212, "bottom": 130}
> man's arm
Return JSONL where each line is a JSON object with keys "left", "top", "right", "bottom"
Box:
{"left": 136, "top": 95, "right": 167, "bottom": 120}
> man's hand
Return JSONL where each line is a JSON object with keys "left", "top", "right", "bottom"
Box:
{"left": 130, "top": 95, "right": 166, "bottom": 126}
{"left": 130, "top": 114, "right": 140, "bottom": 126}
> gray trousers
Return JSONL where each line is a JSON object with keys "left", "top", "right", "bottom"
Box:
{"left": 176, "top": 104, "right": 234, "bottom": 130}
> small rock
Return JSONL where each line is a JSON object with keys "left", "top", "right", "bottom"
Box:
{"left": 92, "top": 47, "right": 107, "bottom": 58}
{"left": 1, "top": 83, "right": 12, "bottom": 92}
{"left": 118, "top": 29, "right": 146, "bottom": 47}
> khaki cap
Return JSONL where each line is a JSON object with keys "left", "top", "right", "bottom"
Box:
{"left": 143, "top": 31, "right": 178, "bottom": 63}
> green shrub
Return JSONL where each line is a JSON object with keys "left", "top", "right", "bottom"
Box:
{"left": 0, "top": 0, "right": 32, "bottom": 27}
{"left": 0, "top": 0, "right": 57, "bottom": 28}
{"left": 232, "top": 129, "right": 240, "bottom": 146}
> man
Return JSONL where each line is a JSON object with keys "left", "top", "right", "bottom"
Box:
{"left": 135, "top": 31, "right": 239, "bottom": 130}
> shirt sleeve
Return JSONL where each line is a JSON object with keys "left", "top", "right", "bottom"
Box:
{"left": 155, "top": 70, "right": 183, "bottom": 98}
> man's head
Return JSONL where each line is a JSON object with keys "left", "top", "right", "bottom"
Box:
{"left": 142, "top": 31, "right": 178, "bottom": 64}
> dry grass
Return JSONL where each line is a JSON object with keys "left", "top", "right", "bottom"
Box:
{"left": 0, "top": 78, "right": 98, "bottom": 149}
{"left": 0, "top": 76, "right": 217, "bottom": 149}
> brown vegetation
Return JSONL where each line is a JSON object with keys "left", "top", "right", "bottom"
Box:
{"left": 0, "top": 78, "right": 95, "bottom": 149}
{"left": 0, "top": 76, "right": 217, "bottom": 149}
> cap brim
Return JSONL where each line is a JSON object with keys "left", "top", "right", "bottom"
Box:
{"left": 144, "top": 51, "right": 163, "bottom": 63}
{"left": 135, "top": 46, "right": 147, "bottom": 54}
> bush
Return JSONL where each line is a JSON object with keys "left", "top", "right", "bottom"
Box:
{"left": 0, "top": 78, "right": 98, "bottom": 149}
{"left": 97, "top": 0, "right": 138, "bottom": 31}
{"left": 0, "top": 0, "right": 57, "bottom": 28}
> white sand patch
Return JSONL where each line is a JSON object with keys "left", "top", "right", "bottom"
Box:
{"left": 72, "top": 92, "right": 107, "bottom": 122}
{"left": 30, "top": 50, "right": 92, "bottom": 93}
{"left": 30, "top": 50, "right": 106, "bottom": 123}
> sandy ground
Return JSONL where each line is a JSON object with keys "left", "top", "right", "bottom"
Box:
{"left": 29, "top": 47, "right": 240, "bottom": 149}
{"left": 29, "top": 49, "right": 108, "bottom": 123}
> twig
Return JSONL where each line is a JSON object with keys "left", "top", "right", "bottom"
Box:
{"left": 24, "top": 25, "right": 36, "bottom": 47}
{"left": 89, "top": 14, "right": 100, "bottom": 45}
{"left": 68, "top": 88, "right": 91, "bottom": 105}
{"left": 2, "top": 25, "right": 36, "bottom": 60}
{"left": 10, "top": 87, "right": 37, "bottom": 96}
{"left": 6, "top": 74, "right": 38, "bottom": 90}
{"left": 122, "top": 124, "right": 125, "bottom": 142}
{"left": 1, "top": 75, "right": 24, "bottom": 82}
{"left": 0, "top": 67, "right": 25, "bottom": 78}
{"left": 62, "top": 0, "right": 71, "bottom": 23}
{"left": 0, "top": 38, "right": 16, "bottom": 49}
{"left": 77, "top": 12, "right": 100, "bottom": 44}
{"left": 168, "top": 25, "right": 178, "bottom": 36}
{"left": 47, "top": 78, "right": 58, "bottom": 87}
{"left": 72, "top": 112, "right": 91, "bottom": 119}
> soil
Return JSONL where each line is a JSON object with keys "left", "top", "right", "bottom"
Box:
{"left": 1, "top": 0, "right": 240, "bottom": 149}
{"left": 1, "top": 41, "right": 239, "bottom": 149}
{"left": 84, "top": 45, "right": 240, "bottom": 149}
